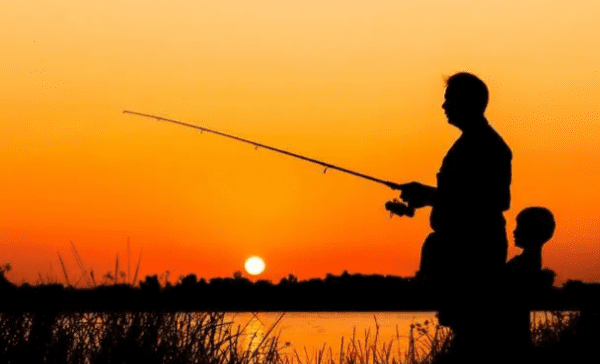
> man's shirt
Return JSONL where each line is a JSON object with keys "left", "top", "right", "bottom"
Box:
{"left": 431, "top": 120, "right": 512, "bottom": 233}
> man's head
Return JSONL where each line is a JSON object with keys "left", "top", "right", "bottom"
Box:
{"left": 514, "top": 207, "right": 556, "bottom": 249}
{"left": 442, "top": 72, "right": 489, "bottom": 129}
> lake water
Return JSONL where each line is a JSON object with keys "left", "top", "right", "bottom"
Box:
{"left": 227, "top": 311, "right": 571, "bottom": 360}
{"left": 228, "top": 312, "right": 440, "bottom": 359}
{"left": 45, "top": 310, "right": 570, "bottom": 362}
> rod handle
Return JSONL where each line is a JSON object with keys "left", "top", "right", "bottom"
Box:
{"left": 385, "top": 200, "right": 415, "bottom": 218}
{"left": 384, "top": 181, "right": 408, "bottom": 190}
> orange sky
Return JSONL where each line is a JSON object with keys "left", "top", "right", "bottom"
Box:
{"left": 2, "top": 1, "right": 599, "bottom": 286}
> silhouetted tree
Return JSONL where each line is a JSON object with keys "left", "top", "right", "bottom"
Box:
{"left": 139, "top": 275, "right": 160, "bottom": 292}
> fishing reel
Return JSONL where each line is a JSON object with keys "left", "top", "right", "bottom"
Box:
{"left": 385, "top": 199, "right": 415, "bottom": 218}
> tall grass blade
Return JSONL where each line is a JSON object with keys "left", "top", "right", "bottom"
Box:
{"left": 250, "top": 312, "right": 286, "bottom": 359}
{"left": 115, "top": 253, "right": 119, "bottom": 285}
{"left": 70, "top": 241, "right": 91, "bottom": 287}
{"left": 89, "top": 269, "right": 96, "bottom": 286}
{"left": 127, "top": 237, "right": 131, "bottom": 285}
{"left": 57, "top": 251, "right": 70, "bottom": 287}
{"left": 133, "top": 248, "right": 142, "bottom": 286}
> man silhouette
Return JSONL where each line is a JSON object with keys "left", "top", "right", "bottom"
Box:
{"left": 391, "top": 72, "right": 512, "bottom": 361}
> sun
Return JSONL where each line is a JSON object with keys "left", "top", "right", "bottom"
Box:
{"left": 244, "top": 256, "right": 266, "bottom": 276}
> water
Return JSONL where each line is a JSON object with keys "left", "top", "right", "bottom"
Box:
{"left": 3, "top": 310, "right": 576, "bottom": 363}
{"left": 228, "top": 312, "right": 440, "bottom": 359}
{"left": 57, "top": 311, "right": 438, "bottom": 354}
{"left": 228, "top": 311, "right": 578, "bottom": 360}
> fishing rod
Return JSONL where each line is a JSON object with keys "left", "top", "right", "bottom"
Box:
{"left": 123, "top": 110, "right": 414, "bottom": 217}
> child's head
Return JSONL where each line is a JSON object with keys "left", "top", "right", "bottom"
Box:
{"left": 514, "top": 207, "right": 556, "bottom": 249}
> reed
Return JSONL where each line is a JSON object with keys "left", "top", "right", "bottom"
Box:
{"left": 0, "top": 303, "right": 592, "bottom": 364}
{"left": 0, "top": 311, "right": 288, "bottom": 364}
{"left": 280, "top": 317, "right": 452, "bottom": 364}
{"left": 0, "top": 307, "right": 449, "bottom": 364}
{"left": 38, "top": 241, "right": 143, "bottom": 288}
{"left": 4, "top": 257, "right": 594, "bottom": 364}
{"left": 57, "top": 252, "right": 70, "bottom": 287}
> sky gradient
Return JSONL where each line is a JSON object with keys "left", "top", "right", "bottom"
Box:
{"left": 2, "top": 1, "right": 600, "bottom": 285}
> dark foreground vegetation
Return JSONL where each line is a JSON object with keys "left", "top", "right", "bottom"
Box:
{"left": 2, "top": 270, "right": 599, "bottom": 312}
{"left": 1, "top": 267, "right": 600, "bottom": 363}
{"left": 0, "top": 309, "right": 597, "bottom": 364}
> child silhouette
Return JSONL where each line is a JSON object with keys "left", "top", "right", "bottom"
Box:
{"left": 503, "top": 207, "right": 556, "bottom": 362}
{"left": 507, "top": 206, "right": 556, "bottom": 287}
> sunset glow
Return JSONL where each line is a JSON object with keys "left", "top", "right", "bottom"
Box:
{"left": 2, "top": 1, "right": 600, "bottom": 286}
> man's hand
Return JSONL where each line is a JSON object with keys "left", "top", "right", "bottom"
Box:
{"left": 398, "top": 182, "right": 436, "bottom": 209}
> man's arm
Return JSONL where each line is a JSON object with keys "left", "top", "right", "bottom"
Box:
{"left": 398, "top": 182, "right": 437, "bottom": 209}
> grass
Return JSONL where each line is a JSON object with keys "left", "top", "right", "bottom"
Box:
{"left": 0, "top": 311, "right": 452, "bottom": 364}
{"left": 3, "top": 310, "right": 587, "bottom": 364}
{"left": 1, "top": 249, "right": 596, "bottom": 364}
{"left": 0, "top": 311, "right": 287, "bottom": 364}
{"left": 10, "top": 240, "right": 144, "bottom": 288}
{"left": 528, "top": 310, "right": 595, "bottom": 364}
{"left": 288, "top": 318, "right": 453, "bottom": 364}
{"left": 0, "top": 275, "right": 594, "bottom": 364}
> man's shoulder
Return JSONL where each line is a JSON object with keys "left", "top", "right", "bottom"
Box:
{"left": 455, "top": 124, "right": 511, "bottom": 158}
{"left": 481, "top": 124, "right": 512, "bottom": 158}
{"left": 443, "top": 122, "right": 512, "bottom": 169}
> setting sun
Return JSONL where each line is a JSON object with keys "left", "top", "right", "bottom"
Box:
{"left": 245, "top": 256, "right": 266, "bottom": 276}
